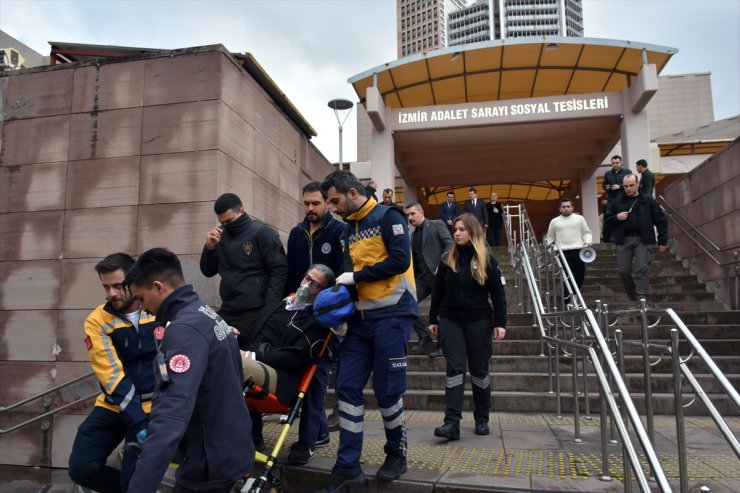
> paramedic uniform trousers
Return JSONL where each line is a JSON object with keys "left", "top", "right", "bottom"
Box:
{"left": 335, "top": 315, "right": 414, "bottom": 467}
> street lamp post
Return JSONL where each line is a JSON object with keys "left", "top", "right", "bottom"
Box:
{"left": 328, "top": 98, "right": 354, "bottom": 169}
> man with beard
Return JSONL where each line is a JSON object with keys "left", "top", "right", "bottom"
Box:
{"left": 317, "top": 170, "right": 419, "bottom": 492}
{"left": 283, "top": 182, "right": 345, "bottom": 464}
{"left": 545, "top": 198, "right": 592, "bottom": 302}
{"left": 68, "top": 253, "right": 159, "bottom": 493}
{"left": 200, "top": 193, "right": 288, "bottom": 348}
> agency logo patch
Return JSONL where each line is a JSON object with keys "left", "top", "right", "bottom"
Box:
{"left": 242, "top": 241, "right": 254, "bottom": 256}
{"left": 169, "top": 354, "right": 191, "bottom": 374}
{"left": 321, "top": 242, "right": 332, "bottom": 254}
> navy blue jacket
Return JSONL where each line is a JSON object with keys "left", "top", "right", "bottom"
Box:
{"left": 603, "top": 167, "right": 632, "bottom": 200}
{"left": 128, "top": 285, "right": 253, "bottom": 492}
{"left": 284, "top": 212, "right": 345, "bottom": 296}
{"left": 440, "top": 201, "right": 459, "bottom": 225}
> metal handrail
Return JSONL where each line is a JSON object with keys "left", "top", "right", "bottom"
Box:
{"left": 517, "top": 245, "right": 670, "bottom": 491}
{"left": 0, "top": 370, "right": 97, "bottom": 435}
{"left": 658, "top": 194, "right": 738, "bottom": 266}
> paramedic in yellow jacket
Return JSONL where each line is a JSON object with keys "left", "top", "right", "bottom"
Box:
{"left": 68, "top": 253, "right": 159, "bottom": 493}
{"left": 317, "top": 171, "right": 419, "bottom": 493}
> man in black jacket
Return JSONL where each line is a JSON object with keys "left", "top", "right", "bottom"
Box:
{"left": 603, "top": 154, "right": 631, "bottom": 202}
{"left": 243, "top": 264, "right": 335, "bottom": 464}
{"left": 200, "top": 193, "right": 288, "bottom": 348}
{"left": 125, "top": 248, "right": 253, "bottom": 493}
{"left": 606, "top": 174, "right": 668, "bottom": 301}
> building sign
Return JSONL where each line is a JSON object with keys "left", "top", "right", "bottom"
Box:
{"left": 392, "top": 93, "right": 621, "bottom": 130}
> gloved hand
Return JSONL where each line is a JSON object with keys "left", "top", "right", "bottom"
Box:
{"left": 336, "top": 272, "right": 356, "bottom": 286}
{"left": 136, "top": 428, "right": 148, "bottom": 444}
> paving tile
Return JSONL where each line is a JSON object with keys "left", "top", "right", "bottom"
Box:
{"left": 2, "top": 69, "right": 72, "bottom": 119}
{"left": 71, "top": 60, "right": 145, "bottom": 112}
{"left": 139, "top": 150, "right": 218, "bottom": 205}
{"left": 68, "top": 107, "right": 143, "bottom": 160}
{"left": 144, "top": 51, "right": 221, "bottom": 106}
{"left": 0, "top": 310, "right": 58, "bottom": 362}
{"left": 0, "top": 260, "right": 60, "bottom": 310}
{"left": 62, "top": 206, "right": 137, "bottom": 259}
{"left": 0, "top": 115, "right": 70, "bottom": 166}
{"left": 0, "top": 162, "right": 67, "bottom": 213}
{"left": 137, "top": 201, "right": 215, "bottom": 255}
{"left": 141, "top": 100, "right": 219, "bottom": 155}
{"left": 0, "top": 210, "right": 64, "bottom": 261}
{"left": 66, "top": 156, "right": 140, "bottom": 209}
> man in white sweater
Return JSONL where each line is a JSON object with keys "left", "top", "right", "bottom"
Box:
{"left": 546, "top": 198, "right": 593, "bottom": 300}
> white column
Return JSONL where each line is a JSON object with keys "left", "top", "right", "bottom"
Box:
{"left": 620, "top": 64, "right": 658, "bottom": 170}
{"left": 580, "top": 173, "right": 600, "bottom": 244}
{"left": 366, "top": 86, "right": 395, "bottom": 195}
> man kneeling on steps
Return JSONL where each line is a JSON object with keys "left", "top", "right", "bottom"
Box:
{"left": 241, "top": 264, "right": 335, "bottom": 465}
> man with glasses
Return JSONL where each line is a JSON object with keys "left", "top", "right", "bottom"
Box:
{"left": 284, "top": 182, "right": 345, "bottom": 463}
{"left": 200, "top": 193, "right": 288, "bottom": 349}
{"left": 241, "top": 264, "right": 337, "bottom": 461}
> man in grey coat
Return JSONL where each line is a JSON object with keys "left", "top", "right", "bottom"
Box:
{"left": 404, "top": 203, "right": 453, "bottom": 355}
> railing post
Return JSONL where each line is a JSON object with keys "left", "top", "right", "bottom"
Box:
{"left": 615, "top": 330, "right": 632, "bottom": 492}
{"left": 639, "top": 298, "right": 655, "bottom": 445}
{"left": 671, "top": 329, "right": 689, "bottom": 493}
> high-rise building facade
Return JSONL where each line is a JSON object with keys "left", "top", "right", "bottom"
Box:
{"left": 397, "top": 0, "right": 468, "bottom": 58}
{"left": 444, "top": 0, "right": 584, "bottom": 48}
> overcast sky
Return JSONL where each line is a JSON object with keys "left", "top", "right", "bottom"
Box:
{"left": 1, "top": 0, "right": 738, "bottom": 164}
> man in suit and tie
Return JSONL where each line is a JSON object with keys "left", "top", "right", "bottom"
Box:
{"left": 464, "top": 187, "right": 488, "bottom": 229}
{"left": 405, "top": 203, "right": 453, "bottom": 355}
{"left": 440, "top": 191, "right": 458, "bottom": 233}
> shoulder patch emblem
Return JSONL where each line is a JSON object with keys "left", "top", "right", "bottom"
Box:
{"left": 169, "top": 354, "right": 191, "bottom": 374}
{"left": 392, "top": 224, "right": 404, "bottom": 236}
{"left": 242, "top": 241, "right": 253, "bottom": 256}
{"left": 321, "top": 242, "right": 332, "bottom": 254}
{"left": 84, "top": 335, "right": 92, "bottom": 351}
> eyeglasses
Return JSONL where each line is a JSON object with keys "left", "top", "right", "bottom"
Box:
{"left": 303, "top": 274, "right": 324, "bottom": 290}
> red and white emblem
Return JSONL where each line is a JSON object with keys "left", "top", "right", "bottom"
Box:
{"left": 169, "top": 354, "right": 191, "bottom": 373}
{"left": 154, "top": 326, "right": 166, "bottom": 341}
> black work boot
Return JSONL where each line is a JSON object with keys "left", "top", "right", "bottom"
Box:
{"left": 411, "top": 335, "right": 432, "bottom": 352}
{"left": 434, "top": 422, "right": 460, "bottom": 440}
{"left": 376, "top": 453, "right": 407, "bottom": 481}
{"left": 317, "top": 463, "right": 364, "bottom": 493}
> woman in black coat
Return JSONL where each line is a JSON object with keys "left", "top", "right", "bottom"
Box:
{"left": 428, "top": 213, "right": 507, "bottom": 439}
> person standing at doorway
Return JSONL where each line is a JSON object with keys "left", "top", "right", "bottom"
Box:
{"left": 636, "top": 159, "right": 655, "bottom": 198}
{"left": 486, "top": 192, "right": 505, "bottom": 246}
{"left": 440, "top": 191, "right": 459, "bottom": 233}
{"left": 603, "top": 155, "right": 631, "bottom": 202}
{"left": 463, "top": 187, "right": 488, "bottom": 229}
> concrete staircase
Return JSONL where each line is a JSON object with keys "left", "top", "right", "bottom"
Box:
{"left": 331, "top": 243, "right": 740, "bottom": 416}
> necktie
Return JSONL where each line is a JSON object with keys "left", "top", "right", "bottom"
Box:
{"left": 473, "top": 199, "right": 476, "bottom": 207}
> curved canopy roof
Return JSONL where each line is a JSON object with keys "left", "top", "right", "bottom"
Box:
{"left": 349, "top": 37, "right": 677, "bottom": 107}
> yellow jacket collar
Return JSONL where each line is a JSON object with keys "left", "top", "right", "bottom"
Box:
{"left": 347, "top": 197, "right": 377, "bottom": 222}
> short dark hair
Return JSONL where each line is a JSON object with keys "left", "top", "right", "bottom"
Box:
{"left": 469, "top": 187, "right": 477, "bottom": 193}
{"left": 303, "top": 181, "right": 326, "bottom": 199}
{"left": 95, "top": 253, "right": 135, "bottom": 276}
{"left": 611, "top": 155, "right": 622, "bottom": 161}
{"left": 383, "top": 188, "right": 393, "bottom": 194}
{"left": 636, "top": 159, "right": 648, "bottom": 168}
{"left": 124, "top": 247, "right": 185, "bottom": 289}
{"left": 404, "top": 203, "right": 423, "bottom": 212}
{"left": 559, "top": 197, "right": 572, "bottom": 205}
{"left": 214, "top": 193, "right": 242, "bottom": 215}
{"left": 446, "top": 191, "right": 454, "bottom": 196}
{"left": 320, "top": 170, "right": 366, "bottom": 197}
